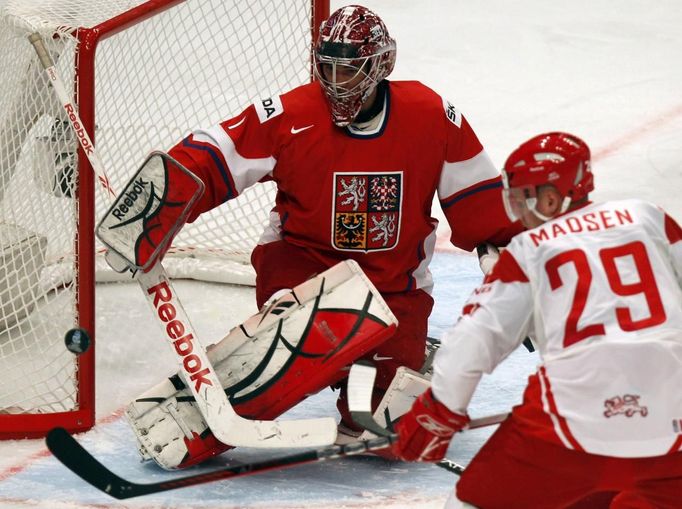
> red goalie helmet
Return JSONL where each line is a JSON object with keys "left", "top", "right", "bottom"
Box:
{"left": 314, "top": 5, "right": 396, "bottom": 126}
{"left": 501, "top": 132, "right": 594, "bottom": 222}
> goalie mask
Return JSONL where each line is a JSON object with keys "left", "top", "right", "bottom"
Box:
{"left": 314, "top": 5, "right": 396, "bottom": 127}
{"left": 502, "top": 132, "right": 594, "bottom": 222}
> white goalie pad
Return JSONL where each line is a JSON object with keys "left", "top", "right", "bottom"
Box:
{"left": 0, "top": 223, "right": 47, "bottom": 332}
{"left": 125, "top": 377, "right": 206, "bottom": 464}
{"left": 357, "top": 366, "right": 431, "bottom": 441}
{"left": 126, "top": 259, "right": 398, "bottom": 469}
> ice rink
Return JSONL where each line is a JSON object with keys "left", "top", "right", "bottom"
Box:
{"left": 1, "top": 0, "right": 682, "bottom": 508}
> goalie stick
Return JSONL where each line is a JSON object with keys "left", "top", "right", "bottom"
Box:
{"left": 346, "top": 362, "right": 508, "bottom": 475}
{"left": 28, "top": 33, "right": 336, "bottom": 449}
{"left": 46, "top": 426, "right": 399, "bottom": 499}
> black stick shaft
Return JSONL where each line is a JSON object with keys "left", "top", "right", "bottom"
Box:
{"left": 46, "top": 427, "right": 397, "bottom": 499}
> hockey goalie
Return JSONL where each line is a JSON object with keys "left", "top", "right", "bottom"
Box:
{"left": 98, "top": 4, "right": 520, "bottom": 470}
{"left": 97, "top": 151, "right": 416, "bottom": 469}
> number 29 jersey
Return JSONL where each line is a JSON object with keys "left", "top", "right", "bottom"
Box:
{"left": 432, "top": 199, "right": 682, "bottom": 457}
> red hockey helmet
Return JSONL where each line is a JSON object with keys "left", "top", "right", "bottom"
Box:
{"left": 502, "top": 132, "right": 594, "bottom": 222}
{"left": 314, "top": 5, "right": 396, "bottom": 126}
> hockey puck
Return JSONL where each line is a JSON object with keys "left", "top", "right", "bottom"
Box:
{"left": 64, "top": 328, "right": 91, "bottom": 355}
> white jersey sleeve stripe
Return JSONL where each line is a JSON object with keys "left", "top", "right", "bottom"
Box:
{"left": 408, "top": 220, "right": 438, "bottom": 293}
{"left": 437, "top": 149, "right": 500, "bottom": 203}
{"left": 193, "top": 126, "right": 276, "bottom": 194}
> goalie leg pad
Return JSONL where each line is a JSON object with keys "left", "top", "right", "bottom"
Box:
{"left": 335, "top": 366, "right": 431, "bottom": 450}
{"left": 126, "top": 259, "right": 397, "bottom": 469}
{"left": 334, "top": 288, "right": 432, "bottom": 436}
{"left": 358, "top": 366, "right": 431, "bottom": 442}
{"left": 125, "top": 377, "right": 216, "bottom": 468}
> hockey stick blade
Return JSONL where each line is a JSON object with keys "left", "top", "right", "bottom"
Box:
{"left": 346, "top": 363, "right": 465, "bottom": 475}
{"left": 348, "top": 362, "right": 393, "bottom": 436}
{"left": 46, "top": 427, "right": 398, "bottom": 499}
{"left": 347, "top": 363, "right": 506, "bottom": 476}
{"left": 348, "top": 363, "right": 509, "bottom": 433}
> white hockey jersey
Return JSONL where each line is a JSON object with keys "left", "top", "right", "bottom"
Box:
{"left": 432, "top": 199, "right": 682, "bottom": 457}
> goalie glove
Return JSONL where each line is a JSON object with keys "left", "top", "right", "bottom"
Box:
{"left": 97, "top": 152, "right": 204, "bottom": 272}
{"left": 392, "top": 388, "right": 469, "bottom": 462}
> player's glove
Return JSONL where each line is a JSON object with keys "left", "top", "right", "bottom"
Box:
{"left": 392, "top": 388, "right": 469, "bottom": 462}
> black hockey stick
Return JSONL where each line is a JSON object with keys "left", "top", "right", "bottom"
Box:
{"left": 46, "top": 427, "right": 397, "bottom": 499}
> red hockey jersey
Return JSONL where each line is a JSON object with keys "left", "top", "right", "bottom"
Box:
{"left": 168, "top": 80, "right": 519, "bottom": 293}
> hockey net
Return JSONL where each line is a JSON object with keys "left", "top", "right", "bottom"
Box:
{"left": 0, "top": 0, "right": 328, "bottom": 438}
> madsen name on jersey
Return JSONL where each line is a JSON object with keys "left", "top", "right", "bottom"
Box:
{"left": 529, "top": 206, "right": 634, "bottom": 247}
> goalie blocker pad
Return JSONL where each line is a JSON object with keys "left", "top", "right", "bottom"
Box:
{"left": 126, "top": 259, "right": 397, "bottom": 469}
{"left": 96, "top": 151, "right": 204, "bottom": 272}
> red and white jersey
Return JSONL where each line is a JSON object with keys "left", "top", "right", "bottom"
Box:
{"left": 167, "top": 80, "right": 519, "bottom": 293}
{"left": 432, "top": 199, "right": 682, "bottom": 457}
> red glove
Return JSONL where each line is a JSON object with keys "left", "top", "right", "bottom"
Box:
{"left": 393, "top": 388, "right": 469, "bottom": 462}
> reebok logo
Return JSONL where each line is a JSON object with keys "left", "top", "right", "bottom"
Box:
{"left": 416, "top": 414, "right": 455, "bottom": 436}
{"left": 291, "top": 124, "right": 314, "bottom": 134}
{"left": 147, "top": 281, "right": 212, "bottom": 392}
{"left": 64, "top": 103, "right": 94, "bottom": 155}
{"left": 111, "top": 177, "right": 149, "bottom": 220}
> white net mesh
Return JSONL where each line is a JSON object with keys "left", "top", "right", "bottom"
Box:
{"left": 93, "top": 0, "right": 315, "bottom": 270}
{"left": 0, "top": 0, "right": 320, "bottom": 426}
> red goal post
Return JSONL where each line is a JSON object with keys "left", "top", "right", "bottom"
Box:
{"left": 0, "top": 0, "right": 329, "bottom": 439}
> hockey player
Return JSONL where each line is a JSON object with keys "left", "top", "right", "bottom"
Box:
{"left": 392, "top": 132, "right": 682, "bottom": 509}
{"left": 124, "top": 4, "right": 520, "bottom": 469}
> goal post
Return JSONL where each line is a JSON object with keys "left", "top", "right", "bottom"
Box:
{"left": 0, "top": 0, "right": 329, "bottom": 439}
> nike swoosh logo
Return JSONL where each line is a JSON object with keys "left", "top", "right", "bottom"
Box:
{"left": 227, "top": 117, "right": 246, "bottom": 129}
{"left": 372, "top": 353, "right": 392, "bottom": 362}
{"left": 291, "top": 124, "right": 314, "bottom": 134}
